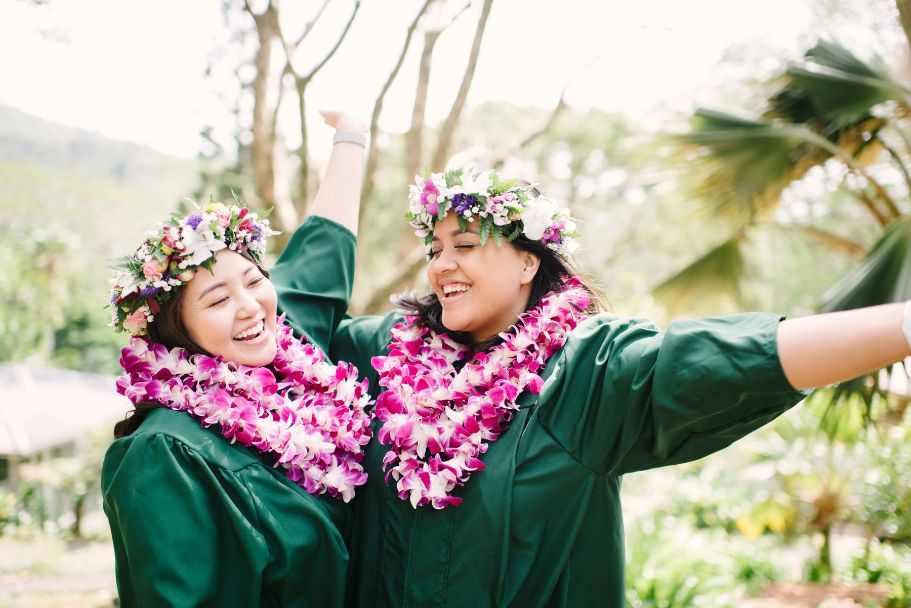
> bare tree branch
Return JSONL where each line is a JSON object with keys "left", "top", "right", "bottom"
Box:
{"left": 405, "top": 30, "right": 439, "bottom": 183}
{"left": 244, "top": 0, "right": 298, "bottom": 238}
{"left": 282, "top": 0, "right": 361, "bottom": 208}
{"left": 490, "top": 58, "right": 594, "bottom": 169}
{"left": 292, "top": 0, "right": 331, "bottom": 48}
{"left": 360, "top": 0, "right": 434, "bottom": 224}
{"left": 357, "top": 244, "right": 428, "bottom": 315}
{"left": 438, "top": 1, "right": 472, "bottom": 32}
{"left": 429, "top": 0, "right": 494, "bottom": 172}
{"left": 301, "top": 0, "right": 361, "bottom": 84}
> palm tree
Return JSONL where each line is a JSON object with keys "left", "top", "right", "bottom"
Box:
{"left": 664, "top": 35, "right": 911, "bottom": 415}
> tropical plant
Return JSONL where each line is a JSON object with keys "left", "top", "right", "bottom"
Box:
{"left": 666, "top": 29, "right": 911, "bottom": 415}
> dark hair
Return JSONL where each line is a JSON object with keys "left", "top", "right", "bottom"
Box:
{"left": 394, "top": 232, "right": 606, "bottom": 353}
{"left": 113, "top": 253, "right": 270, "bottom": 438}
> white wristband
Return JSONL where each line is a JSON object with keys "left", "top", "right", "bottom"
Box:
{"left": 903, "top": 300, "right": 911, "bottom": 352}
{"left": 333, "top": 131, "right": 367, "bottom": 148}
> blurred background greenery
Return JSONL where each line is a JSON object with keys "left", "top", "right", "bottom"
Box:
{"left": 2, "top": 0, "right": 911, "bottom": 606}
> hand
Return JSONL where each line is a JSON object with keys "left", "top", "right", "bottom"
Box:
{"left": 319, "top": 110, "right": 367, "bottom": 134}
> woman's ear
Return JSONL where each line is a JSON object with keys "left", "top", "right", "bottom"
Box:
{"left": 519, "top": 251, "right": 541, "bottom": 285}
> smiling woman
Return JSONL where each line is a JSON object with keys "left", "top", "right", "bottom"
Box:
{"left": 179, "top": 251, "right": 279, "bottom": 366}
{"left": 275, "top": 167, "right": 911, "bottom": 607}
{"left": 100, "top": 111, "right": 372, "bottom": 606}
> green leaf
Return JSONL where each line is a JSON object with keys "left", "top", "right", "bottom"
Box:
{"left": 820, "top": 214, "right": 911, "bottom": 310}
{"left": 652, "top": 237, "right": 745, "bottom": 317}
{"left": 492, "top": 229, "right": 503, "bottom": 247}
{"left": 507, "top": 224, "right": 523, "bottom": 242}
{"left": 456, "top": 214, "right": 468, "bottom": 234}
{"left": 672, "top": 110, "right": 808, "bottom": 222}
{"left": 479, "top": 221, "right": 490, "bottom": 245}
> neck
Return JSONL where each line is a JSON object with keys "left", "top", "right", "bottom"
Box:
{"left": 469, "top": 286, "right": 533, "bottom": 344}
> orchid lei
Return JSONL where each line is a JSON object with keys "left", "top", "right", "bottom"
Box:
{"left": 117, "top": 317, "right": 373, "bottom": 502}
{"left": 371, "top": 277, "right": 590, "bottom": 508}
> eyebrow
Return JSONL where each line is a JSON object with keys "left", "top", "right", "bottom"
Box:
{"left": 430, "top": 227, "right": 480, "bottom": 242}
{"left": 197, "top": 265, "right": 256, "bottom": 300}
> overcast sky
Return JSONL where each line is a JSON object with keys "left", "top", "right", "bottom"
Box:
{"left": 0, "top": 0, "right": 896, "bottom": 159}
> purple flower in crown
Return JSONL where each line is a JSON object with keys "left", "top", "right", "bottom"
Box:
{"left": 139, "top": 286, "right": 164, "bottom": 298}
{"left": 452, "top": 193, "right": 476, "bottom": 216}
{"left": 185, "top": 214, "right": 204, "bottom": 230}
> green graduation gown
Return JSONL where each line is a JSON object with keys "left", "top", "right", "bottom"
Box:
{"left": 101, "top": 216, "right": 357, "bottom": 607}
{"left": 273, "top": 219, "right": 808, "bottom": 608}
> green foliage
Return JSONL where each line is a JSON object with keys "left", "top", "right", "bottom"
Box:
{"left": 651, "top": 237, "right": 745, "bottom": 317}
{"left": 0, "top": 111, "right": 197, "bottom": 371}
{"left": 851, "top": 542, "right": 911, "bottom": 607}
{"left": 625, "top": 518, "right": 746, "bottom": 607}
{"left": 674, "top": 110, "right": 810, "bottom": 223}
{"left": 820, "top": 215, "right": 911, "bottom": 311}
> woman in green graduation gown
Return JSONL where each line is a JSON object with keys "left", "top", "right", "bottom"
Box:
{"left": 101, "top": 113, "right": 370, "bottom": 607}
{"left": 275, "top": 168, "right": 911, "bottom": 608}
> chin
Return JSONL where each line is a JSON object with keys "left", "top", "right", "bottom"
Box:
{"left": 441, "top": 312, "right": 469, "bottom": 334}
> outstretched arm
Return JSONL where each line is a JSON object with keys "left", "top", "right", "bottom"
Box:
{"left": 777, "top": 302, "right": 910, "bottom": 389}
{"left": 308, "top": 110, "right": 367, "bottom": 235}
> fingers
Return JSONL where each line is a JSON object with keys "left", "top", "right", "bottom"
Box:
{"left": 319, "top": 109, "right": 367, "bottom": 133}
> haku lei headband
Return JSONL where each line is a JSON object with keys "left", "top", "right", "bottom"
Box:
{"left": 406, "top": 168, "right": 580, "bottom": 255}
{"left": 109, "top": 200, "right": 278, "bottom": 336}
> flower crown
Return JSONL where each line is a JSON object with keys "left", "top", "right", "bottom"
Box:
{"left": 109, "top": 200, "right": 278, "bottom": 336}
{"left": 406, "top": 169, "right": 579, "bottom": 255}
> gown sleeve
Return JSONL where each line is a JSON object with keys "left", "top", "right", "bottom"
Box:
{"left": 101, "top": 430, "right": 349, "bottom": 607}
{"left": 270, "top": 216, "right": 356, "bottom": 356}
{"left": 535, "top": 312, "right": 808, "bottom": 476}
{"left": 101, "top": 432, "right": 270, "bottom": 607}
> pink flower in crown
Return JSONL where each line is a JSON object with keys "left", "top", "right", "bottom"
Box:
{"left": 420, "top": 179, "right": 441, "bottom": 216}
{"left": 141, "top": 258, "right": 166, "bottom": 281}
{"left": 123, "top": 309, "right": 149, "bottom": 334}
{"left": 160, "top": 226, "right": 180, "bottom": 253}
{"left": 216, "top": 209, "right": 231, "bottom": 229}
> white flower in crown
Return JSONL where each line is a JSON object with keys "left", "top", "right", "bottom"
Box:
{"left": 405, "top": 168, "right": 580, "bottom": 255}
{"left": 520, "top": 197, "right": 558, "bottom": 241}
{"left": 180, "top": 218, "right": 228, "bottom": 268}
{"left": 448, "top": 170, "right": 492, "bottom": 197}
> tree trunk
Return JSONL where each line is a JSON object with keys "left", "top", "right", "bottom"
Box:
{"left": 360, "top": 0, "right": 433, "bottom": 226}
{"left": 429, "top": 0, "right": 494, "bottom": 172}
{"left": 296, "top": 81, "right": 310, "bottom": 215}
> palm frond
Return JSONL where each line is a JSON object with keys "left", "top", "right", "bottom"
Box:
{"left": 652, "top": 237, "right": 745, "bottom": 318}
{"left": 820, "top": 214, "right": 911, "bottom": 311}
{"left": 673, "top": 110, "right": 810, "bottom": 222}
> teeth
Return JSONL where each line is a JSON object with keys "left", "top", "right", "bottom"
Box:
{"left": 443, "top": 284, "right": 470, "bottom": 295}
{"left": 234, "top": 320, "right": 264, "bottom": 340}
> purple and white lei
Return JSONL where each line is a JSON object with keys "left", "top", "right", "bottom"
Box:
{"left": 117, "top": 317, "right": 373, "bottom": 502}
{"left": 371, "top": 277, "right": 590, "bottom": 508}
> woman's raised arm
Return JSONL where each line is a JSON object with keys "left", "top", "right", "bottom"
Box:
{"left": 307, "top": 110, "right": 367, "bottom": 235}
{"left": 777, "top": 302, "right": 910, "bottom": 389}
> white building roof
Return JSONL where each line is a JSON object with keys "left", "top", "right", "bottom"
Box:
{"left": 0, "top": 363, "right": 130, "bottom": 457}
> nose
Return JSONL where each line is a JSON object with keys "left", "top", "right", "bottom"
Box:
{"left": 236, "top": 290, "right": 259, "bottom": 318}
{"left": 432, "top": 247, "right": 458, "bottom": 273}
